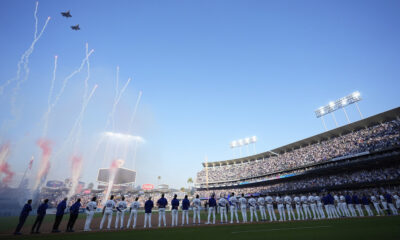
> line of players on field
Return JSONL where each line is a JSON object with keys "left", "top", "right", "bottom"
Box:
{"left": 13, "top": 191, "right": 400, "bottom": 235}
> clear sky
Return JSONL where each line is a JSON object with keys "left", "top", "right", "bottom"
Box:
{"left": 0, "top": 0, "right": 399, "bottom": 189}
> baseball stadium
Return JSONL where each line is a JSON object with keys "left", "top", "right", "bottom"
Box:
{"left": 1, "top": 1, "right": 400, "bottom": 240}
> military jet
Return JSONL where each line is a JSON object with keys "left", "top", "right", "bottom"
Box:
{"left": 71, "top": 24, "right": 80, "bottom": 30}
{"left": 61, "top": 10, "right": 72, "bottom": 18}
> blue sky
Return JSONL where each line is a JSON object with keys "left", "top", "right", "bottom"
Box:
{"left": 0, "top": 0, "right": 399, "bottom": 189}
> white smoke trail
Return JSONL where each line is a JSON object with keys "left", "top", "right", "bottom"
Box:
{"left": 0, "top": 2, "right": 50, "bottom": 98}
{"left": 48, "top": 56, "right": 58, "bottom": 107}
{"left": 42, "top": 49, "right": 94, "bottom": 137}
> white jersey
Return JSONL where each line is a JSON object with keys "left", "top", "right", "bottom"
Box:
{"left": 276, "top": 196, "right": 283, "bottom": 204}
{"left": 334, "top": 195, "right": 339, "bottom": 203}
{"left": 218, "top": 198, "right": 228, "bottom": 207}
{"left": 105, "top": 199, "right": 116, "bottom": 211}
{"left": 371, "top": 196, "right": 378, "bottom": 203}
{"left": 193, "top": 198, "right": 201, "bottom": 208}
{"left": 394, "top": 195, "right": 399, "bottom": 201}
{"left": 130, "top": 201, "right": 140, "bottom": 210}
{"left": 308, "top": 196, "right": 315, "bottom": 204}
{"left": 340, "top": 195, "right": 346, "bottom": 202}
{"left": 380, "top": 195, "right": 386, "bottom": 202}
{"left": 284, "top": 196, "right": 292, "bottom": 204}
{"left": 117, "top": 201, "right": 127, "bottom": 211}
{"left": 87, "top": 201, "right": 97, "bottom": 211}
{"left": 265, "top": 196, "right": 273, "bottom": 204}
{"left": 239, "top": 197, "right": 247, "bottom": 208}
{"left": 301, "top": 196, "right": 308, "bottom": 204}
{"left": 230, "top": 196, "right": 238, "bottom": 207}
{"left": 314, "top": 196, "right": 321, "bottom": 204}
{"left": 248, "top": 198, "right": 257, "bottom": 207}
{"left": 257, "top": 197, "right": 265, "bottom": 206}
{"left": 294, "top": 197, "right": 301, "bottom": 205}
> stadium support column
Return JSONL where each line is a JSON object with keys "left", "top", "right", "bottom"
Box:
{"left": 355, "top": 102, "right": 363, "bottom": 119}
{"left": 321, "top": 116, "right": 328, "bottom": 131}
{"left": 205, "top": 154, "right": 209, "bottom": 191}
{"left": 343, "top": 107, "right": 350, "bottom": 123}
{"left": 331, "top": 112, "right": 338, "bottom": 127}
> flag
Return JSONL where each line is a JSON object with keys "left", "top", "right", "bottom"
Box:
{"left": 28, "top": 156, "right": 34, "bottom": 170}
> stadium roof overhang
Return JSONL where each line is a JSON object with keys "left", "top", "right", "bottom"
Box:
{"left": 202, "top": 106, "right": 400, "bottom": 167}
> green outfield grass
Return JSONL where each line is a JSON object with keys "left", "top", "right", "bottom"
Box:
{"left": 1, "top": 215, "right": 399, "bottom": 240}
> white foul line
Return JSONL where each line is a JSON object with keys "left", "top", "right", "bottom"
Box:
{"left": 231, "top": 225, "right": 332, "bottom": 234}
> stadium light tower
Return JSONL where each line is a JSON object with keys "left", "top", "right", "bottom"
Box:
{"left": 315, "top": 91, "right": 363, "bottom": 130}
{"left": 230, "top": 136, "right": 257, "bottom": 157}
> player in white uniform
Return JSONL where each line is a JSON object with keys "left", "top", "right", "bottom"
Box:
{"left": 371, "top": 195, "right": 383, "bottom": 216}
{"left": 115, "top": 196, "right": 128, "bottom": 229}
{"left": 394, "top": 193, "right": 400, "bottom": 209}
{"left": 84, "top": 196, "right": 97, "bottom": 231}
{"left": 127, "top": 197, "right": 140, "bottom": 228}
{"left": 100, "top": 195, "right": 116, "bottom": 230}
{"left": 333, "top": 193, "right": 343, "bottom": 217}
{"left": 301, "top": 195, "right": 311, "bottom": 220}
{"left": 258, "top": 195, "right": 267, "bottom": 221}
{"left": 218, "top": 195, "right": 228, "bottom": 223}
{"left": 248, "top": 195, "right": 259, "bottom": 222}
{"left": 229, "top": 193, "right": 240, "bottom": 223}
{"left": 276, "top": 196, "right": 286, "bottom": 221}
{"left": 265, "top": 195, "right": 277, "bottom": 221}
{"left": 192, "top": 195, "right": 202, "bottom": 224}
{"left": 380, "top": 194, "right": 388, "bottom": 214}
{"left": 339, "top": 194, "right": 350, "bottom": 217}
{"left": 308, "top": 194, "right": 319, "bottom": 220}
{"left": 315, "top": 194, "right": 325, "bottom": 219}
{"left": 239, "top": 194, "right": 248, "bottom": 223}
{"left": 285, "top": 195, "right": 295, "bottom": 221}
{"left": 294, "top": 196, "right": 304, "bottom": 220}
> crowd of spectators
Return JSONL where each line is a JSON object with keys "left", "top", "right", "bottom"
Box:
{"left": 196, "top": 119, "right": 400, "bottom": 184}
{"left": 196, "top": 166, "right": 400, "bottom": 198}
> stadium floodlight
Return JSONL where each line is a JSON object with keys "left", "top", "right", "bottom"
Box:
{"left": 250, "top": 136, "right": 257, "bottom": 143}
{"left": 315, "top": 91, "right": 363, "bottom": 130}
{"left": 230, "top": 136, "right": 258, "bottom": 157}
{"left": 244, "top": 137, "right": 250, "bottom": 145}
{"left": 238, "top": 139, "right": 244, "bottom": 146}
{"left": 230, "top": 141, "right": 237, "bottom": 148}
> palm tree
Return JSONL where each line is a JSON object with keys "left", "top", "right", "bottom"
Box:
{"left": 187, "top": 177, "right": 193, "bottom": 190}
{"left": 180, "top": 187, "right": 185, "bottom": 192}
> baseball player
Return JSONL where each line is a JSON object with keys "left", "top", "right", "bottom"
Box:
{"left": 181, "top": 195, "right": 190, "bottom": 225}
{"left": 229, "top": 193, "right": 240, "bottom": 223}
{"left": 14, "top": 199, "right": 32, "bottom": 235}
{"left": 333, "top": 193, "right": 343, "bottom": 217}
{"left": 100, "top": 195, "right": 116, "bottom": 230}
{"left": 206, "top": 194, "right": 217, "bottom": 224}
{"left": 144, "top": 197, "right": 154, "bottom": 228}
{"left": 309, "top": 194, "right": 319, "bottom": 220}
{"left": 380, "top": 193, "right": 389, "bottom": 215}
{"left": 258, "top": 195, "right": 267, "bottom": 221}
{"left": 371, "top": 194, "right": 383, "bottom": 216}
{"left": 248, "top": 195, "right": 259, "bottom": 222}
{"left": 171, "top": 194, "right": 180, "bottom": 227}
{"left": 301, "top": 195, "right": 311, "bottom": 220}
{"left": 339, "top": 194, "right": 350, "bottom": 217}
{"left": 394, "top": 193, "right": 400, "bottom": 209}
{"left": 31, "top": 199, "right": 49, "bottom": 234}
{"left": 361, "top": 194, "right": 373, "bottom": 216}
{"left": 346, "top": 192, "right": 357, "bottom": 217}
{"left": 327, "top": 192, "right": 339, "bottom": 218}
{"left": 285, "top": 195, "right": 296, "bottom": 221}
{"left": 52, "top": 197, "right": 67, "bottom": 232}
{"left": 66, "top": 198, "right": 81, "bottom": 232}
{"left": 115, "top": 196, "right": 128, "bottom": 229}
{"left": 294, "top": 196, "right": 304, "bottom": 220}
{"left": 322, "top": 194, "right": 332, "bottom": 219}
{"left": 276, "top": 195, "right": 286, "bottom": 221}
{"left": 385, "top": 192, "right": 398, "bottom": 215}
{"left": 218, "top": 194, "right": 228, "bottom": 223}
{"left": 353, "top": 193, "right": 364, "bottom": 217}
{"left": 265, "top": 195, "right": 277, "bottom": 221}
{"left": 192, "top": 194, "right": 202, "bottom": 224}
{"left": 315, "top": 194, "right": 325, "bottom": 219}
{"left": 84, "top": 196, "right": 97, "bottom": 231}
{"left": 157, "top": 193, "right": 168, "bottom": 227}
{"left": 127, "top": 197, "right": 140, "bottom": 228}
{"left": 239, "top": 194, "right": 248, "bottom": 223}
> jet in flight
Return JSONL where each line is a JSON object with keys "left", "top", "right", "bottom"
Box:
{"left": 61, "top": 10, "right": 72, "bottom": 18}
{"left": 71, "top": 24, "right": 80, "bottom": 30}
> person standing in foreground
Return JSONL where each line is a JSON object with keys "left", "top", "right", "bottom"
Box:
{"left": 157, "top": 193, "right": 168, "bottom": 227}
{"left": 144, "top": 197, "right": 154, "bottom": 228}
{"left": 14, "top": 199, "right": 32, "bottom": 235}
{"left": 218, "top": 194, "right": 228, "bottom": 223}
{"left": 248, "top": 195, "right": 259, "bottom": 223}
{"left": 229, "top": 193, "right": 240, "bottom": 224}
{"left": 206, "top": 194, "right": 216, "bottom": 224}
{"left": 192, "top": 194, "right": 202, "bottom": 224}
{"left": 127, "top": 197, "right": 140, "bottom": 228}
{"left": 52, "top": 197, "right": 67, "bottom": 233}
{"left": 100, "top": 195, "right": 116, "bottom": 230}
{"left": 239, "top": 194, "right": 248, "bottom": 223}
{"left": 66, "top": 198, "right": 81, "bottom": 232}
{"left": 31, "top": 199, "right": 49, "bottom": 234}
{"left": 258, "top": 195, "right": 267, "bottom": 221}
{"left": 362, "top": 194, "right": 373, "bottom": 216}
{"left": 115, "top": 196, "right": 128, "bottom": 229}
{"left": 84, "top": 196, "right": 98, "bottom": 231}
{"left": 171, "top": 194, "right": 180, "bottom": 227}
{"left": 181, "top": 195, "right": 190, "bottom": 226}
